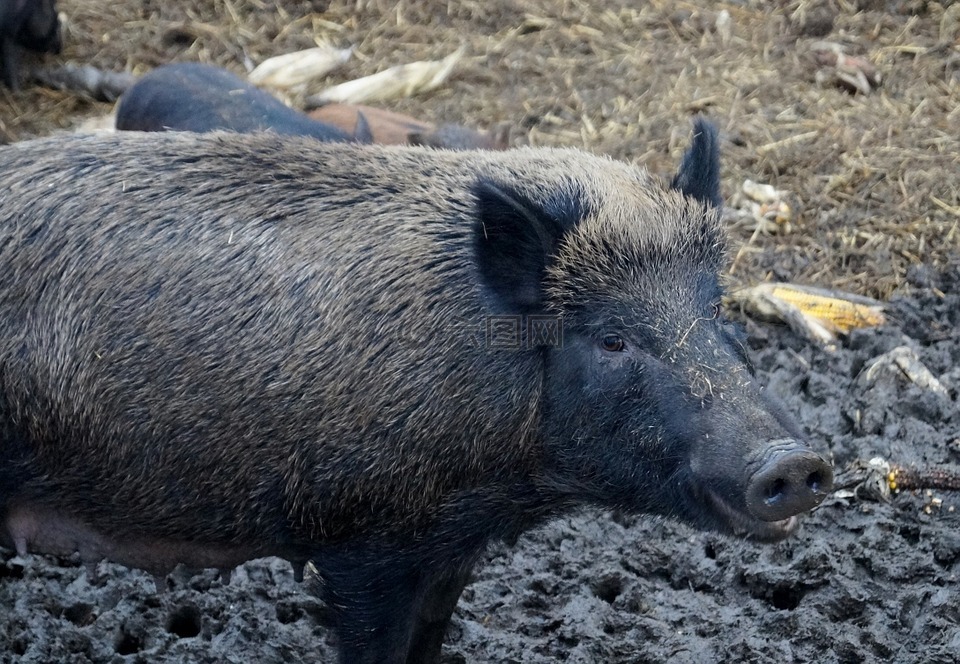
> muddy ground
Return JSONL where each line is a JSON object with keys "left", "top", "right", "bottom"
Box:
{"left": 1, "top": 0, "right": 959, "bottom": 662}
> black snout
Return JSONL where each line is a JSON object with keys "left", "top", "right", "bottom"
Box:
{"left": 745, "top": 443, "right": 833, "bottom": 522}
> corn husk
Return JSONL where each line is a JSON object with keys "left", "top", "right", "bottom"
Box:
{"left": 811, "top": 41, "right": 881, "bottom": 95}
{"left": 832, "top": 457, "right": 895, "bottom": 502}
{"left": 73, "top": 113, "right": 116, "bottom": 133}
{"left": 715, "top": 10, "right": 732, "bottom": 46}
{"left": 859, "top": 346, "right": 948, "bottom": 397}
{"left": 730, "top": 179, "right": 793, "bottom": 233}
{"left": 941, "top": 4, "right": 960, "bottom": 42}
{"left": 248, "top": 45, "right": 352, "bottom": 90}
{"left": 304, "top": 46, "right": 465, "bottom": 108}
{"left": 727, "top": 282, "right": 885, "bottom": 345}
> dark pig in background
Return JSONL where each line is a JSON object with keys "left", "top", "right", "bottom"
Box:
{"left": 309, "top": 102, "right": 511, "bottom": 150}
{"left": 115, "top": 62, "right": 364, "bottom": 142}
{"left": 0, "top": 0, "right": 61, "bottom": 90}
{"left": 0, "top": 121, "right": 832, "bottom": 663}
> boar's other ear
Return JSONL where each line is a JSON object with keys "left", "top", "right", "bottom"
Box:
{"left": 670, "top": 117, "right": 722, "bottom": 209}
{"left": 473, "top": 179, "right": 584, "bottom": 313}
{"left": 353, "top": 111, "right": 373, "bottom": 144}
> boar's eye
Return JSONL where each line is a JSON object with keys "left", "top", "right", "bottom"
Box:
{"left": 600, "top": 334, "right": 626, "bottom": 352}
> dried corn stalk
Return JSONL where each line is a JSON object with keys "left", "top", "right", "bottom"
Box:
{"left": 304, "top": 46, "right": 465, "bottom": 108}
{"left": 727, "top": 282, "right": 885, "bottom": 344}
{"left": 248, "top": 45, "right": 352, "bottom": 90}
{"left": 833, "top": 457, "right": 960, "bottom": 503}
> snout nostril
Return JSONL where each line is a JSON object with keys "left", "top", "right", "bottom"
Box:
{"left": 746, "top": 446, "right": 834, "bottom": 522}
{"left": 764, "top": 478, "right": 787, "bottom": 505}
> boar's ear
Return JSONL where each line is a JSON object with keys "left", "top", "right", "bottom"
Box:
{"left": 473, "top": 179, "right": 583, "bottom": 312}
{"left": 670, "top": 117, "right": 722, "bottom": 208}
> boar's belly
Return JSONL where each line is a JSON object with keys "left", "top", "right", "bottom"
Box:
{"left": 1, "top": 501, "right": 286, "bottom": 576}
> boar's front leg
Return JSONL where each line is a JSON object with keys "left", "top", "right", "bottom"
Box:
{"left": 406, "top": 568, "right": 473, "bottom": 664}
{"left": 323, "top": 563, "right": 418, "bottom": 664}
{"left": 321, "top": 550, "right": 469, "bottom": 664}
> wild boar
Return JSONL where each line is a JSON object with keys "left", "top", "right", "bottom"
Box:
{"left": 0, "top": 120, "right": 832, "bottom": 663}
{"left": 0, "top": 0, "right": 61, "bottom": 90}
{"left": 309, "top": 102, "right": 511, "bottom": 150}
{"left": 115, "top": 61, "right": 362, "bottom": 142}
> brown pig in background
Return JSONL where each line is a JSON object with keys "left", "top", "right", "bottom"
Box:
{"left": 309, "top": 102, "right": 511, "bottom": 149}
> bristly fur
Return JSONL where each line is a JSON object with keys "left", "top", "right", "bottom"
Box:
{"left": 546, "top": 186, "right": 726, "bottom": 317}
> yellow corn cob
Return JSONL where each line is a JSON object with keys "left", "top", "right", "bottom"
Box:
{"left": 726, "top": 282, "right": 886, "bottom": 344}
{"left": 766, "top": 284, "right": 885, "bottom": 333}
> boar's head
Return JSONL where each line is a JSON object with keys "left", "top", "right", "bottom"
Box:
{"left": 474, "top": 118, "right": 832, "bottom": 541}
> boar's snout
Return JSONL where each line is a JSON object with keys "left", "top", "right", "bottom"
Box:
{"left": 745, "top": 440, "right": 833, "bottom": 522}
